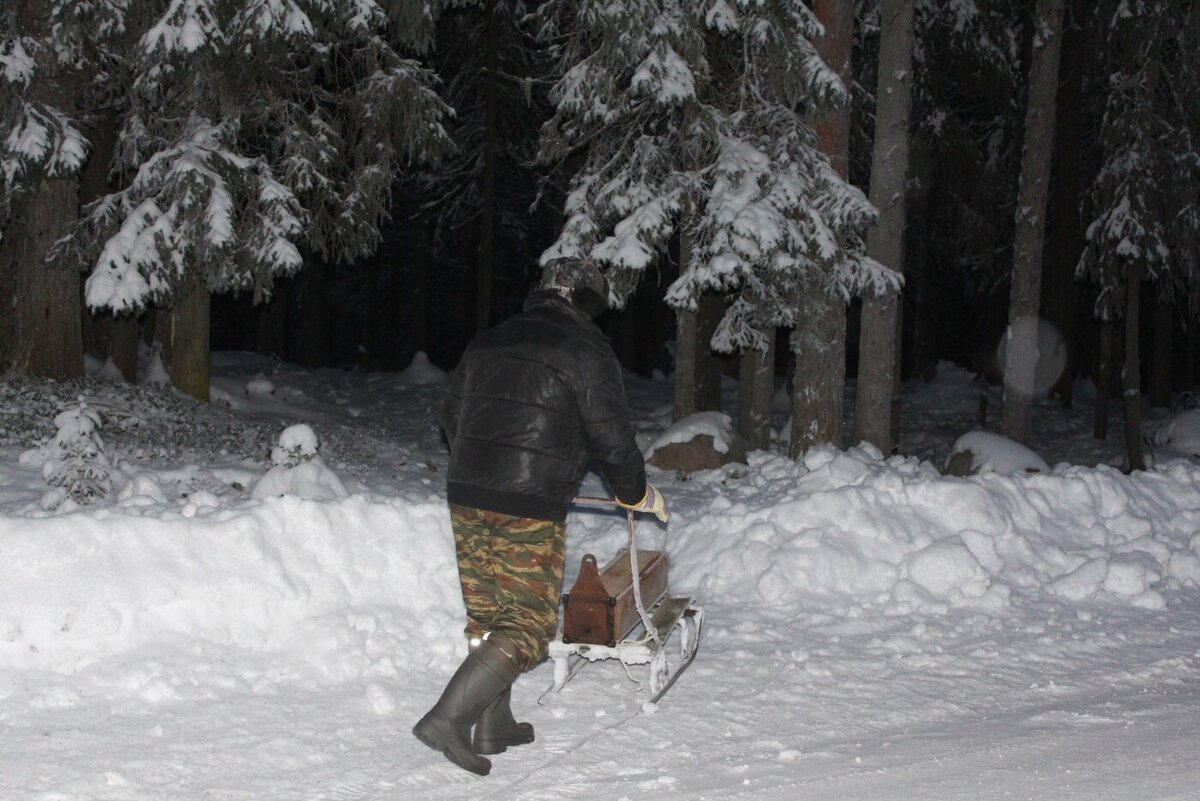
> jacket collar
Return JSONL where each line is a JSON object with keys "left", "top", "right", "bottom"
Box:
{"left": 523, "top": 290, "right": 602, "bottom": 333}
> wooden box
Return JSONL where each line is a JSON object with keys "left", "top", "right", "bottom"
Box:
{"left": 561, "top": 549, "right": 669, "bottom": 646}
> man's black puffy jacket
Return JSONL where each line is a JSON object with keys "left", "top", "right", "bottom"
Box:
{"left": 442, "top": 291, "right": 646, "bottom": 523}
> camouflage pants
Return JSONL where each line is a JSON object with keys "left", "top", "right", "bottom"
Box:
{"left": 449, "top": 504, "right": 566, "bottom": 670}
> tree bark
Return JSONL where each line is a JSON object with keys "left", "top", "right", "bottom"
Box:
{"left": 673, "top": 313, "right": 698, "bottom": 423}
{"left": 673, "top": 232, "right": 698, "bottom": 423}
{"left": 1002, "top": 0, "right": 1066, "bottom": 445}
{"left": 109, "top": 317, "right": 139, "bottom": 382}
{"left": 0, "top": 2, "right": 83, "bottom": 378}
{"left": 77, "top": 108, "right": 140, "bottom": 381}
{"left": 785, "top": 0, "right": 853, "bottom": 455}
{"left": 791, "top": 299, "right": 847, "bottom": 456}
{"left": 156, "top": 276, "right": 211, "bottom": 401}
{"left": 738, "top": 335, "right": 775, "bottom": 450}
{"left": 695, "top": 292, "right": 724, "bottom": 412}
{"left": 853, "top": 0, "right": 915, "bottom": 454}
{"left": 1122, "top": 276, "right": 1144, "bottom": 470}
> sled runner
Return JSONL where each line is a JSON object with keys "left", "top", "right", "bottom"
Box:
{"left": 541, "top": 498, "right": 704, "bottom": 704}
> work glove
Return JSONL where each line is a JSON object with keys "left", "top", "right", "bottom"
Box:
{"left": 618, "top": 484, "right": 669, "bottom": 523}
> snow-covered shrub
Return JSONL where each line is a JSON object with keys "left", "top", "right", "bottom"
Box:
{"left": 395, "top": 352, "right": 448, "bottom": 387}
{"left": 271, "top": 424, "right": 320, "bottom": 468}
{"left": 1148, "top": 409, "right": 1200, "bottom": 464}
{"left": 245, "top": 375, "right": 276, "bottom": 397}
{"left": 945, "top": 431, "right": 1050, "bottom": 476}
{"left": 142, "top": 343, "right": 171, "bottom": 389}
{"left": 27, "top": 401, "right": 113, "bottom": 509}
{"left": 253, "top": 424, "right": 347, "bottom": 501}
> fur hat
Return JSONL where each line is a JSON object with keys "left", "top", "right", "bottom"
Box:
{"left": 537, "top": 257, "right": 609, "bottom": 317}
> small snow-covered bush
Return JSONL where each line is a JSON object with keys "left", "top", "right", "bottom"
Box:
{"left": 29, "top": 401, "right": 113, "bottom": 508}
{"left": 1149, "top": 409, "right": 1200, "bottom": 464}
{"left": 246, "top": 375, "right": 276, "bottom": 397}
{"left": 945, "top": 431, "right": 1049, "bottom": 476}
{"left": 271, "top": 424, "right": 320, "bottom": 467}
{"left": 253, "top": 424, "right": 347, "bottom": 501}
{"left": 143, "top": 343, "right": 171, "bottom": 389}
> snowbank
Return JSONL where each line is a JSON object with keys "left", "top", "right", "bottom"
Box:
{"left": 5, "top": 443, "right": 1199, "bottom": 683}
{"left": 0, "top": 495, "right": 462, "bottom": 678}
{"left": 661, "top": 446, "right": 1200, "bottom": 616}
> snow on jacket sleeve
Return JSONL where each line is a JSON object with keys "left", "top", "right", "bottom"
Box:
{"left": 578, "top": 348, "right": 646, "bottom": 506}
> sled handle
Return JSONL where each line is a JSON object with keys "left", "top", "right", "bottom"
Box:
{"left": 572, "top": 495, "right": 663, "bottom": 649}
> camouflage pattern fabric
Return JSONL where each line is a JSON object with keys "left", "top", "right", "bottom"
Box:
{"left": 450, "top": 504, "right": 566, "bottom": 670}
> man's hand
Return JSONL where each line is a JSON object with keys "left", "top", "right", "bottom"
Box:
{"left": 617, "top": 484, "right": 668, "bottom": 523}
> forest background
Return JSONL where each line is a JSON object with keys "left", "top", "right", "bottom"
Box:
{"left": 1, "top": 0, "right": 1197, "bottom": 469}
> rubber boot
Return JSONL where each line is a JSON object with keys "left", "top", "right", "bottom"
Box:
{"left": 412, "top": 636, "right": 520, "bottom": 776}
{"left": 472, "top": 684, "right": 535, "bottom": 755}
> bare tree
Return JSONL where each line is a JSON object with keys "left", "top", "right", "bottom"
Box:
{"left": 854, "top": 0, "right": 916, "bottom": 454}
{"left": 787, "top": 0, "right": 855, "bottom": 457}
{"left": 1002, "top": 0, "right": 1066, "bottom": 445}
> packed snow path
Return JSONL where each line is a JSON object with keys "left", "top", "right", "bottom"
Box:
{"left": 1, "top": 356, "right": 1199, "bottom": 799}
{"left": 2, "top": 597, "right": 1197, "bottom": 800}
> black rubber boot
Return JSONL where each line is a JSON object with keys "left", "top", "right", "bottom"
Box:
{"left": 472, "top": 684, "right": 535, "bottom": 755}
{"left": 412, "top": 636, "right": 520, "bottom": 776}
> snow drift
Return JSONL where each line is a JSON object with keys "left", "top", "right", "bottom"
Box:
{"left": 0, "top": 495, "right": 462, "bottom": 678}
{"left": 4, "top": 443, "right": 1199, "bottom": 679}
{"left": 663, "top": 445, "right": 1200, "bottom": 616}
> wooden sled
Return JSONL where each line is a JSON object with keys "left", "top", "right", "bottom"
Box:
{"left": 541, "top": 503, "right": 704, "bottom": 704}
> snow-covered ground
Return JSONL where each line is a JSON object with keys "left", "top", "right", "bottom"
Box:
{"left": 1, "top": 354, "right": 1198, "bottom": 800}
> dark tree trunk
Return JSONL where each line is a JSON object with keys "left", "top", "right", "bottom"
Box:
{"left": 1123, "top": 277, "right": 1144, "bottom": 470}
{"left": 1002, "top": 0, "right": 1066, "bottom": 446}
{"left": 673, "top": 313, "right": 698, "bottom": 422}
{"left": 109, "top": 318, "right": 139, "bottom": 382}
{"left": 854, "top": 0, "right": 915, "bottom": 454}
{"left": 789, "top": 0, "right": 852, "bottom": 456}
{"left": 156, "top": 276, "right": 211, "bottom": 401}
{"left": 695, "top": 293, "right": 724, "bottom": 412}
{"left": 790, "top": 300, "right": 847, "bottom": 456}
{"left": 1, "top": 4, "right": 83, "bottom": 378}
{"left": 738, "top": 335, "right": 775, "bottom": 451}
{"left": 673, "top": 232, "right": 698, "bottom": 423}
{"left": 75, "top": 109, "right": 140, "bottom": 381}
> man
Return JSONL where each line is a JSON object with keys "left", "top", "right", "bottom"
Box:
{"left": 413, "top": 257, "right": 667, "bottom": 776}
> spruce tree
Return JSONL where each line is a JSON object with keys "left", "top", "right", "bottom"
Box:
{"left": 3, "top": 0, "right": 452, "bottom": 397}
{"left": 538, "top": 0, "right": 890, "bottom": 439}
